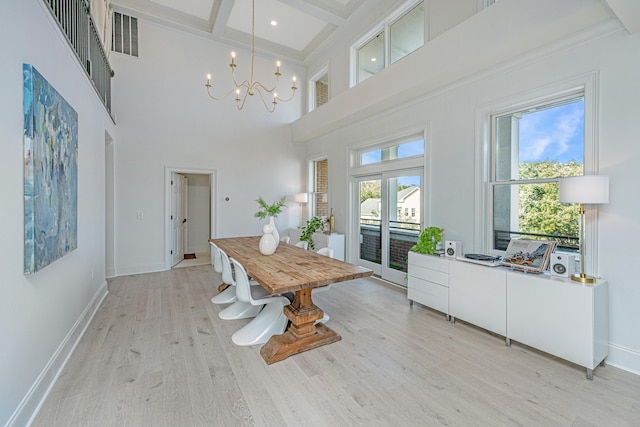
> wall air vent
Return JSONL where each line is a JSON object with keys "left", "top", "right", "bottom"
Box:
{"left": 112, "top": 11, "right": 138, "bottom": 57}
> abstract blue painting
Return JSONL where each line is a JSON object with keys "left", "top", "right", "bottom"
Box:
{"left": 23, "top": 64, "right": 78, "bottom": 274}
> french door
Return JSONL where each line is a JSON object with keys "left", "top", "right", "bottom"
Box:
{"left": 353, "top": 169, "right": 422, "bottom": 285}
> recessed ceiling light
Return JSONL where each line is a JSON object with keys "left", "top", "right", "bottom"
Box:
{"left": 371, "top": 58, "right": 377, "bottom": 62}
{"left": 271, "top": 20, "right": 277, "bottom": 26}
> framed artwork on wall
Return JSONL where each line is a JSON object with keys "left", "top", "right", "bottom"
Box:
{"left": 23, "top": 64, "right": 78, "bottom": 274}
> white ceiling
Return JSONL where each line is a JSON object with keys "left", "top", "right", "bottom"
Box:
{"left": 109, "top": 0, "right": 405, "bottom": 63}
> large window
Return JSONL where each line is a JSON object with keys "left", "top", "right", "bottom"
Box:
{"left": 490, "top": 94, "right": 585, "bottom": 252}
{"left": 354, "top": 1, "right": 424, "bottom": 84}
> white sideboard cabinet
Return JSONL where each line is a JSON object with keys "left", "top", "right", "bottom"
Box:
{"left": 506, "top": 272, "right": 608, "bottom": 379}
{"left": 407, "top": 254, "right": 609, "bottom": 378}
{"left": 288, "top": 228, "right": 345, "bottom": 261}
{"left": 407, "top": 252, "right": 450, "bottom": 316}
{"left": 449, "top": 261, "right": 507, "bottom": 337}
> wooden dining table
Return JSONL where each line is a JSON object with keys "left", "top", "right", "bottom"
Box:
{"left": 211, "top": 236, "right": 373, "bottom": 364}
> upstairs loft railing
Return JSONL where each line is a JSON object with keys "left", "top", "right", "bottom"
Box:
{"left": 42, "top": 0, "right": 114, "bottom": 114}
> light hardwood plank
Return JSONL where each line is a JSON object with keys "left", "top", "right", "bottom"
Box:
{"left": 32, "top": 265, "right": 640, "bottom": 427}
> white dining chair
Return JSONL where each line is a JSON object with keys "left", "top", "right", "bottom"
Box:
{"left": 230, "top": 257, "right": 290, "bottom": 346}
{"left": 280, "top": 236, "right": 290, "bottom": 244}
{"left": 210, "top": 242, "right": 236, "bottom": 304}
{"left": 211, "top": 241, "right": 231, "bottom": 292}
{"left": 216, "top": 249, "right": 264, "bottom": 320}
{"left": 316, "top": 247, "right": 333, "bottom": 258}
{"left": 314, "top": 247, "right": 334, "bottom": 324}
{"left": 294, "top": 241, "right": 308, "bottom": 250}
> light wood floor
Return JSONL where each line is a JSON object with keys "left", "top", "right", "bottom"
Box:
{"left": 33, "top": 265, "right": 640, "bottom": 426}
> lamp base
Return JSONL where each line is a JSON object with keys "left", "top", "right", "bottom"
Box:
{"left": 570, "top": 273, "right": 596, "bottom": 284}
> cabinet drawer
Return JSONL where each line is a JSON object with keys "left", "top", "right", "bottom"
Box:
{"left": 408, "top": 252, "right": 449, "bottom": 273}
{"left": 408, "top": 264, "right": 448, "bottom": 287}
{"left": 408, "top": 277, "right": 448, "bottom": 314}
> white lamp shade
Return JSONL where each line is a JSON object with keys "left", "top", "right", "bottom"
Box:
{"left": 294, "top": 192, "right": 308, "bottom": 203}
{"left": 558, "top": 175, "right": 609, "bottom": 204}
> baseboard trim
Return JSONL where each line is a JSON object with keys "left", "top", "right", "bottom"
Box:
{"left": 115, "top": 263, "right": 166, "bottom": 276}
{"left": 606, "top": 343, "right": 640, "bottom": 376}
{"left": 6, "top": 281, "right": 109, "bottom": 427}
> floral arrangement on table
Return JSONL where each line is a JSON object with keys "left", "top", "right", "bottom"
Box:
{"left": 254, "top": 196, "right": 286, "bottom": 219}
{"left": 255, "top": 196, "right": 286, "bottom": 245}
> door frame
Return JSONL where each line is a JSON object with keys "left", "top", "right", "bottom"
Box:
{"left": 164, "top": 167, "right": 217, "bottom": 270}
{"left": 351, "top": 168, "right": 423, "bottom": 285}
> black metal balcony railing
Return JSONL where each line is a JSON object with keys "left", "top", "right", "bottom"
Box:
{"left": 359, "top": 219, "right": 420, "bottom": 272}
{"left": 494, "top": 229, "right": 579, "bottom": 252}
{"left": 42, "top": 0, "right": 114, "bottom": 114}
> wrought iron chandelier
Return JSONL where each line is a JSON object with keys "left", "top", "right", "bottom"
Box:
{"left": 205, "top": 0, "right": 297, "bottom": 112}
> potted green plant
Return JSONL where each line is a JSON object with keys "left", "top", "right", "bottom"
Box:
{"left": 254, "top": 196, "right": 286, "bottom": 243}
{"left": 299, "top": 216, "right": 325, "bottom": 250}
{"left": 410, "top": 226, "right": 444, "bottom": 255}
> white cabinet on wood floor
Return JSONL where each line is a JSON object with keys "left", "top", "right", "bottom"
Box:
{"left": 288, "top": 228, "right": 345, "bottom": 261}
{"left": 449, "top": 261, "right": 507, "bottom": 337}
{"left": 407, "top": 252, "right": 450, "bottom": 317}
{"left": 506, "top": 272, "right": 608, "bottom": 379}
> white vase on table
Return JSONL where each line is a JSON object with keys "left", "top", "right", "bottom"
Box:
{"left": 268, "top": 216, "right": 280, "bottom": 247}
{"left": 259, "top": 224, "right": 277, "bottom": 255}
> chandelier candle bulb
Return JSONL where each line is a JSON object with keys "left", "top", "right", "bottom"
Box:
{"left": 203, "top": 0, "right": 296, "bottom": 112}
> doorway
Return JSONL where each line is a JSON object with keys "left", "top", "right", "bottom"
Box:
{"left": 352, "top": 169, "right": 422, "bottom": 285}
{"left": 164, "top": 167, "right": 216, "bottom": 270}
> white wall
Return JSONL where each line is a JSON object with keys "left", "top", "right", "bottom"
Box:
{"left": 0, "top": 1, "right": 116, "bottom": 425}
{"left": 299, "top": 2, "right": 640, "bottom": 374}
{"left": 110, "top": 19, "right": 307, "bottom": 275}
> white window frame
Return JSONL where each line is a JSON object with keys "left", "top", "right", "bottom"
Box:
{"left": 308, "top": 155, "right": 329, "bottom": 220}
{"left": 475, "top": 73, "right": 601, "bottom": 274}
{"left": 353, "top": 133, "right": 425, "bottom": 171}
{"left": 308, "top": 65, "right": 329, "bottom": 112}
{"left": 350, "top": 0, "right": 424, "bottom": 87}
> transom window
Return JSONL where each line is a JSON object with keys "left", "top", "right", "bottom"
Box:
{"left": 354, "top": 1, "right": 424, "bottom": 85}
{"left": 359, "top": 138, "right": 424, "bottom": 166}
{"left": 490, "top": 94, "right": 585, "bottom": 252}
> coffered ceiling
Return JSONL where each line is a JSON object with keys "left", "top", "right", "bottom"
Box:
{"left": 109, "top": 0, "right": 405, "bottom": 62}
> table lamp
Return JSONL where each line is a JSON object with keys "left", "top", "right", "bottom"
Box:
{"left": 558, "top": 175, "right": 609, "bottom": 283}
{"left": 294, "top": 192, "right": 308, "bottom": 226}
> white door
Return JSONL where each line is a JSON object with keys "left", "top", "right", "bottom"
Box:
{"left": 353, "top": 169, "right": 422, "bottom": 285}
{"left": 171, "top": 173, "right": 186, "bottom": 267}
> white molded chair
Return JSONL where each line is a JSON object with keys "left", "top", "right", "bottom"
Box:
{"left": 210, "top": 242, "right": 236, "bottom": 304}
{"left": 294, "top": 241, "right": 308, "bottom": 250}
{"left": 314, "top": 247, "right": 334, "bottom": 324}
{"left": 316, "top": 247, "right": 333, "bottom": 258}
{"left": 230, "top": 258, "right": 290, "bottom": 346}
{"left": 217, "top": 249, "right": 264, "bottom": 320}
{"left": 280, "top": 236, "right": 290, "bottom": 244}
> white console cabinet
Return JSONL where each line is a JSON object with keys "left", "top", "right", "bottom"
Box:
{"left": 449, "top": 261, "right": 507, "bottom": 337}
{"left": 506, "top": 272, "right": 608, "bottom": 379}
{"left": 407, "top": 255, "right": 609, "bottom": 378}
{"left": 407, "top": 252, "right": 450, "bottom": 316}
{"left": 288, "top": 228, "right": 345, "bottom": 261}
